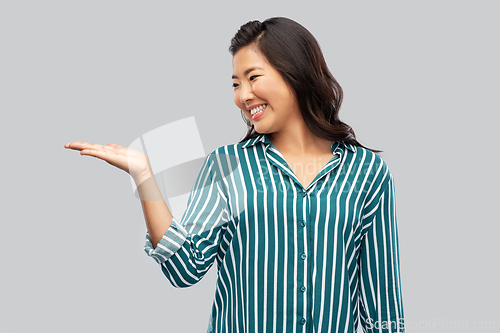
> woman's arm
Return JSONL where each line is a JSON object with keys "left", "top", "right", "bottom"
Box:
{"left": 64, "top": 141, "right": 229, "bottom": 288}
{"left": 64, "top": 141, "right": 172, "bottom": 249}
{"left": 142, "top": 152, "right": 229, "bottom": 288}
{"left": 359, "top": 173, "right": 405, "bottom": 332}
{"left": 134, "top": 169, "right": 173, "bottom": 249}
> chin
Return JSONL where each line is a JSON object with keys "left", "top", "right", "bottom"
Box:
{"left": 253, "top": 126, "right": 270, "bottom": 135}
{"left": 253, "top": 121, "right": 271, "bottom": 133}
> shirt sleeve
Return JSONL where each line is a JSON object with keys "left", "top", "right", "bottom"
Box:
{"left": 359, "top": 173, "right": 405, "bottom": 332}
{"left": 143, "top": 152, "right": 229, "bottom": 288}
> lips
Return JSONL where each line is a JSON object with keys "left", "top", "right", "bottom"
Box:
{"left": 251, "top": 104, "right": 267, "bottom": 120}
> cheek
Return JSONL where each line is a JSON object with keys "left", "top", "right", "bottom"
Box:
{"left": 254, "top": 81, "right": 281, "bottom": 105}
{"left": 252, "top": 82, "right": 267, "bottom": 98}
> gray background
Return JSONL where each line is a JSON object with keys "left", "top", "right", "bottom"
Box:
{"left": 1, "top": 1, "right": 498, "bottom": 332}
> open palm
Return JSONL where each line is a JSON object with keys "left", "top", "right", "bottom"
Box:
{"left": 64, "top": 141, "right": 151, "bottom": 180}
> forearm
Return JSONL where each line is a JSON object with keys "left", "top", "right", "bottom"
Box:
{"left": 134, "top": 171, "right": 172, "bottom": 249}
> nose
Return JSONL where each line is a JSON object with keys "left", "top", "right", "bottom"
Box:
{"left": 239, "top": 82, "right": 254, "bottom": 105}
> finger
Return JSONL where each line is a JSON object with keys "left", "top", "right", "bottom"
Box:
{"left": 65, "top": 141, "right": 106, "bottom": 151}
{"left": 80, "top": 147, "right": 114, "bottom": 160}
{"left": 65, "top": 141, "right": 88, "bottom": 150}
{"left": 64, "top": 141, "right": 85, "bottom": 149}
{"left": 102, "top": 142, "right": 120, "bottom": 151}
{"left": 104, "top": 142, "right": 130, "bottom": 155}
{"left": 105, "top": 142, "right": 117, "bottom": 146}
{"left": 105, "top": 142, "right": 121, "bottom": 148}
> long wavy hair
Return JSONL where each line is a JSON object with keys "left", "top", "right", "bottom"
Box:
{"left": 229, "top": 17, "right": 382, "bottom": 154}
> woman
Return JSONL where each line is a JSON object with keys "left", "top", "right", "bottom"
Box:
{"left": 65, "top": 17, "right": 404, "bottom": 333}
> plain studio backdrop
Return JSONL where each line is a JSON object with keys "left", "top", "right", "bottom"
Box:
{"left": 1, "top": 1, "right": 498, "bottom": 332}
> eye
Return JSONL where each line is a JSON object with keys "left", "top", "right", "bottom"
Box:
{"left": 232, "top": 82, "right": 239, "bottom": 88}
{"left": 249, "top": 75, "right": 259, "bottom": 81}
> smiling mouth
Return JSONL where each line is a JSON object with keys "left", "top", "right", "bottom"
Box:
{"left": 250, "top": 104, "right": 267, "bottom": 116}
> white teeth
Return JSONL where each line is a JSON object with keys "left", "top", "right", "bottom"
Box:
{"left": 250, "top": 104, "right": 267, "bottom": 116}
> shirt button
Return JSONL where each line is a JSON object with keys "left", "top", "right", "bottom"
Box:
{"left": 300, "top": 285, "right": 306, "bottom": 292}
{"left": 301, "top": 220, "right": 306, "bottom": 227}
{"left": 300, "top": 318, "right": 306, "bottom": 325}
{"left": 301, "top": 253, "right": 307, "bottom": 260}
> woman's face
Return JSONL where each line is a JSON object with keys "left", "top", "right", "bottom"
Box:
{"left": 232, "top": 45, "right": 301, "bottom": 135}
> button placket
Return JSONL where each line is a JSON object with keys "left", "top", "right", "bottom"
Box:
{"left": 296, "top": 187, "right": 309, "bottom": 330}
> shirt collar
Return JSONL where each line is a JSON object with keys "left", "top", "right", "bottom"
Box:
{"left": 241, "top": 133, "right": 270, "bottom": 148}
{"left": 241, "top": 133, "right": 356, "bottom": 153}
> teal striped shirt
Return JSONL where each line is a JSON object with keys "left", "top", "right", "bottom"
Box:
{"left": 144, "top": 133, "right": 404, "bottom": 333}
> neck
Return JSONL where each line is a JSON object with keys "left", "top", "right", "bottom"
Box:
{"left": 268, "top": 120, "right": 333, "bottom": 156}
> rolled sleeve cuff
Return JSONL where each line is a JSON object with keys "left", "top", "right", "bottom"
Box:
{"left": 143, "top": 217, "right": 188, "bottom": 264}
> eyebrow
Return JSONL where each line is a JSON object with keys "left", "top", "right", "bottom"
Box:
{"left": 232, "top": 66, "right": 264, "bottom": 79}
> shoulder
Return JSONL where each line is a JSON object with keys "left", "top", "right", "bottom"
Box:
{"left": 202, "top": 142, "right": 245, "bottom": 176}
{"left": 344, "top": 143, "right": 393, "bottom": 187}
{"left": 207, "top": 141, "right": 244, "bottom": 159}
{"left": 206, "top": 136, "right": 261, "bottom": 164}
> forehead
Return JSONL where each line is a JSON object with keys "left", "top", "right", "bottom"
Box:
{"left": 232, "top": 45, "right": 269, "bottom": 72}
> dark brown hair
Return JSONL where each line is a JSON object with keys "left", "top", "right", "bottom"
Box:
{"left": 229, "top": 17, "right": 382, "bottom": 154}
